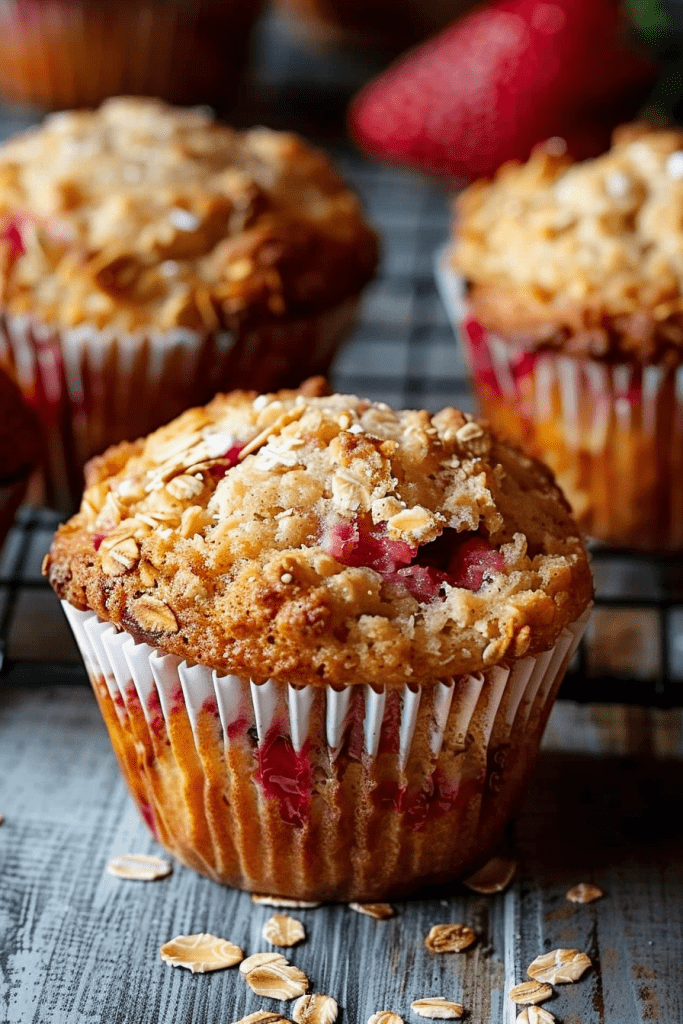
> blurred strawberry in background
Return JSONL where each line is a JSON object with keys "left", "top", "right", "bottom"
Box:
{"left": 349, "top": 0, "right": 660, "bottom": 180}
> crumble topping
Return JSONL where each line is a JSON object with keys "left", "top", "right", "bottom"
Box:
{"left": 454, "top": 124, "right": 683, "bottom": 363}
{"left": 45, "top": 381, "right": 592, "bottom": 687}
{"left": 0, "top": 97, "right": 378, "bottom": 333}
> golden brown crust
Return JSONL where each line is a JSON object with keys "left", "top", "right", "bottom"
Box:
{"left": 45, "top": 382, "right": 593, "bottom": 686}
{"left": 0, "top": 98, "right": 378, "bottom": 333}
{"left": 453, "top": 127, "right": 683, "bottom": 365}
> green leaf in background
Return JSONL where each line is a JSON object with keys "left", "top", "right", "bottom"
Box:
{"left": 627, "top": 0, "right": 671, "bottom": 45}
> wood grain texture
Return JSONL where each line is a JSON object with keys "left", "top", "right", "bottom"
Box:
{"left": 1, "top": 687, "right": 682, "bottom": 1024}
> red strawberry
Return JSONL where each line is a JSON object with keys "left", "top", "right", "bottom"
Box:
{"left": 349, "top": 0, "right": 658, "bottom": 180}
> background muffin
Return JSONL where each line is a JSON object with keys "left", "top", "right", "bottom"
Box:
{"left": 450, "top": 125, "right": 683, "bottom": 550}
{"left": 0, "top": 98, "right": 378, "bottom": 510}
{"left": 46, "top": 380, "right": 592, "bottom": 901}
{"left": 0, "top": 0, "right": 261, "bottom": 111}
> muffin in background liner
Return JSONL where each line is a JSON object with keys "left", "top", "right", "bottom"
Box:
{"left": 0, "top": 99, "right": 378, "bottom": 511}
{"left": 61, "top": 603, "right": 588, "bottom": 901}
{"left": 436, "top": 249, "right": 683, "bottom": 552}
{"left": 0, "top": 0, "right": 261, "bottom": 110}
{"left": 0, "top": 298, "right": 358, "bottom": 513}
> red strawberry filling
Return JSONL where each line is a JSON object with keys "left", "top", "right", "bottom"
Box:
{"left": 255, "top": 726, "right": 313, "bottom": 828}
{"left": 323, "top": 517, "right": 415, "bottom": 573}
{"left": 207, "top": 443, "right": 247, "bottom": 481}
{"left": 321, "top": 516, "right": 504, "bottom": 602}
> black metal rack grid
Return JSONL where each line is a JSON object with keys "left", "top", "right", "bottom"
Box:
{"left": 1, "top": 16, "right": 683, "bottom": 706}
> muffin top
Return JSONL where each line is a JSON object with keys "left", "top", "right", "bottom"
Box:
{"left": 454, "top": 125, "right": 683, "bottom": 364}
{"left": 0, "top": 97, "right": 378, "bottom": 334}
{"left": 0, "top": 366, "right": 41, "bottom": 484}
{"left": 46, "top": 380, "right": 592, "bottom": 687}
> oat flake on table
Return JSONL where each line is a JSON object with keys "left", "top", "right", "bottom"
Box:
{"left": 232, "top": 1013, "right": 292, "bottom": 1024}
{"left": 159, "top": 933, "right": 243, "bottom": 973}
{"left": 463, "top": 856, "right": 517, "bottom": 894}
{"left": 509, "top": 980, "right": 553, "bottom": 1005}
{"left": 410, "top": 996, "right": 464, "bottom": 1018}
{"left": 527, "top": 948, "right": 592, "bottom": 984}
{"left": 262, "top": 914, "right": 306, "bottom": 947}
{"left": 239, "top": 951, "right": 309, "bottom": 999}
{"left": 424, "top": 923, "right": 476, "bottom": 953}
{"left": 565, "top": 882, "right": 604, "bottom": 904}
{"left": 106, "top": 853, "right": 172, "bottom": 880}
{"left": 293, "top": 994, "right": 339, "bottom": 1024}
{"left": 516, "top": 1007, "right": 556, "bottom": 1024}
{"left": 349, "top": 902, "right": 395, "bottom": 920}
{"left": 367, "top": 1013, "right": 404, "bottom": 1024}
{"left": 252, "top": 893, "right": 322, "bottom": 909}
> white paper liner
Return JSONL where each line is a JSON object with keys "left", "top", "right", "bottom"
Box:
{"left": 435, "top": 245, "right": 683, "bottom": 550}
{"left": 64, "top": 602, "right": 587, "bottom": 770}
{"left": 63, "top": 598, "right": 590, "bottom": 899}
{"left": 0, "top": 296, "right": 358, "bottom": 511}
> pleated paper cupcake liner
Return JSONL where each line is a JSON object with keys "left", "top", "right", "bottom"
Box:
{"left": 63, "top": 601, "right": 590, "bottom": 901}
{"left": 435, "top": 247, "right": 683, "bottom": 551}
{"left": 0, "top": 297, "right": 358, "bottom": 512}
{"left": 0, "top": 0, "right": 260, "bottom": 109}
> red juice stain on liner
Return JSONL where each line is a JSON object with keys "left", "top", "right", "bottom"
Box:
{"left": 463, "top": 315, "right": 537, "bottom": 396}
{"left": 137, "top": 796, "right": 158, "bottom": 838}
{"left": 124, "top": 681, "right": 141, "bottom": 710}
{"left": 227, "top": 715, "right": 251, "bottom": 740}
{"left": 373, "top": 769, "right": 482, "bottom": 832}
{"left": 255, "top": 725, "right": 313, "bottom": 828}
{"left": 201, "top": 696, "right": 219, "bottom": 717}
{"left": 2, "top": 215, "right": 27, "bottom": 263}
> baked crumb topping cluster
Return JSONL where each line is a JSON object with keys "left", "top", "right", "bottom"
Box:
{"left": 454, "top": 125, "right": 683, "bottom": 363}
{"left": 0, "top": 97, "right": 377, "bottom": 333}
{"left": 46, "top": 381, "right": 592, "bottom": 686}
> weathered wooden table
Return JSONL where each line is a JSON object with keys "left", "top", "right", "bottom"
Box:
{"left": 2, "top": 675, "right": 682, "bottom": 1024}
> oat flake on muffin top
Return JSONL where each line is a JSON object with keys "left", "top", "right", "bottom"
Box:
{"left": 0, "top": 97, "right": 378, "bottom": 333}
{"left": 454, "top": 124, "right": 683, "bottom": 364}
{"left": 45, "top": 379, "right": 592, "bottom": 687}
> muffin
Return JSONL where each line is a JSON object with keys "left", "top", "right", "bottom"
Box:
{"left": 45, "top": 379, "right": 592, "bottom": 901}
{"left": 0, "top": 365, "right": 41, "bottom": 547}
{"left": 0, "top": 97, "right": 378, "bottom": 510}
{"left": 0, "top": 0, "right": 261, "bottom": 110}
{"left": 448, "top": 125, "right": 683, "bottom": 550}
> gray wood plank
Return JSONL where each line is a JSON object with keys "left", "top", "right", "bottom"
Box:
{"left": 1, "top": 687, "right": 681, "bottom": 1024}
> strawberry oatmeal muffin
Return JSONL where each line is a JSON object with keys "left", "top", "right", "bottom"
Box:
{"left": 0, "top": 0, "right": 260, "bottom": 110}
{"left": 0, "top": 365, "right": 41, "bottom": 547}
{"left": 0, "top": 98, "right": 378, "bottom": 510}
{"left": 46, "top": 379, "right": 592, "bottom": 900}
{"left": 446, "top": 124, "right": 683, "bottom": 550}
